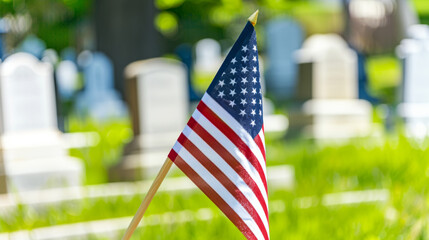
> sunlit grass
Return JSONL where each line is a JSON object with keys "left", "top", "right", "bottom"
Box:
{"left": 2, "top": 127, "right": 429, "bottom": 239}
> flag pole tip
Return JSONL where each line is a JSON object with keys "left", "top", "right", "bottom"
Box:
{"left": 248, "top": 10, "right": 259, "bottom": 26}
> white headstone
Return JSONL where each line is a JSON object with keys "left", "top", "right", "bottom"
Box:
{"left": 0, "top": 52, "right": 83, "bottom": 193}
{"left": 289, "top": 34, "right": 372, "bottom": 140}
{"left": 195, "top": 38, "right": 222, "bottom": 73}
{"left": 56, "top": 60, "right": 79, "bottom": 99}
{"left": 397, "top": 25, "right": 429, "bottom": 137}
{"left": 295, "top": 34, "right": 358, "bottom": 100}
{"left": 112, "top": 58, "right": 188, "bottom": 180}
{"left": 0, "top": 53, "right": 57, "bottom": 133}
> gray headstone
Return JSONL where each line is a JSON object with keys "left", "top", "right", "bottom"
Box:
{"left": 124, "top": 58, "right": 188, "bottom": 143}
{"left": 295, "top": 34, "right": 358, "bottom": 100}
{"left": 111, "top": 58, "right": 188, "bottom": 181}
{"left": 289, "top": 34, "right": 372, "bottom": 140}
{"left": 265, "top": 18, "right": 303, "bottom": 100}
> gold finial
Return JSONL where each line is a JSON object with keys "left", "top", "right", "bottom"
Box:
{"left": 248, "top": 10, "right": 259, "bottom": 26}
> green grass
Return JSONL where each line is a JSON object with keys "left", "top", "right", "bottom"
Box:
{"left": 3, "top": 129, "right": 429, "bottom": 239}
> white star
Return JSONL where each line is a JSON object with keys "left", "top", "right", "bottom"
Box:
{"left": 229, "top": 100, "right": 236, "bottom": 107}
{"left": 252, "top": 77, "right": 257, "bottom": 84}
{"left": 241, "top": 56, "right": 248, "bottom": 63}
{"left": 230, "top": 68, "right": 237, "bottom": 75}
{"left": 240, "top": 99, "right": 247, "bottom": 106}
{"left": 241, "top": 88, "right": 248, "bottom": 95}
{"left": 218, "top": 80, "right": 225, "bottom": 87}
{"left": 250, "top": 120, "right": 256, "bottom": 127}
{"left": 259, "top": 88, "right": 262, "bottom": 94}
{"left": 222, "top": 72, "right": 226, "bottom": 76}
{"left": 259, "top": 99, "right": 262, "bottom": 105}
{"left": 241, "top": 77, "right": 248, "bottom": 84}
{"left": 231, "top": 58, "right": 237, "bottom": 64}
{"left": 252, "top": 67, "right": 257, "bottom": 73}
{"left": 229, "top": 89, "right": 236, "bottom": 96}
{"left": 253, "top": 45, "right": 257, "bottom": 52}
{"left": 251, "top": 109, "right": 256, "bottom": 116}
{"left": 251, "top": 88, "right": 257, "bottom": 94}
{"left": 218, "top": 91, "right": 225, "bottom": 98}
{"left": 251, "top": 98, "right": 256, "bottom": 105}
{"left": 241, "top": 67, "right": 248, "bottom": 74}
{"left": 259, "top": 110, "right": 262, "bottom": 116}
{"left": 252, "top": 56, "right": 257, "bottom": 62}
{"left": 239, "top": 109, "right": 246, "bottom": 116}
{"left": 230, "top": 78, "right": 237, "bottom": 86}
{"left": 242, "top": 45, "right": 249, "bottom": 52}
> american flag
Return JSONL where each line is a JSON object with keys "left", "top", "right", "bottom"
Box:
{"left": 168, "top": 21, "right": 269, "bottom": 240}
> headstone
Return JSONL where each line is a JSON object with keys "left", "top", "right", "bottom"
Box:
{"left": 56, "top": 61, "right": 79, "bottom": 100}
{"left": 295, "top": 34, "right": 357, "bottom": 100}
{"left": 76, "top": 51, "right": 128, "bottom": 121}
{"left": 289, "top": 34, "right": 372, "bottom": 139}
{"left": 17, "top": 35, "right": 46, "bottom": 59}
{"left": 56, "top": 60, "right": 79, "bottom": 131}
{"left": 397, "top": 25, "right": 429, "bottom": 138}
{"left": 193, "top": 39, "right": 222, "bottom": 93}
{"left": 41, "top": 49, "right": 59, "bottom": 66}
{"left": 111, "top": 58, "right": 188, "bottom": 180}
{"left": 195, "top": 38, "right": 222, "bottom": 73}
{"left": 0, "top": 52, "right": 83, "bottom": 193}
{"left": 265, "top": 18, "right": 303, "bottom": 101}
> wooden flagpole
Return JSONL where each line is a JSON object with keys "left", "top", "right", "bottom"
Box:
{"left": 121, "top": 158, "right": 173, "bottom": 240}
{"left": 121, "top": 9, "right": 258, "bottom": 240}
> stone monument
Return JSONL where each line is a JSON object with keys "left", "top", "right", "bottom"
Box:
{"left": 111, "top": 58, "right": 188, "bottom": 180}
{"left": 289, "top": 34, "right": 372, "bottom": 139}
{"left": 0, "top": 52, "right": 83, "bottom": 193}
{"left": 397, "top": 25, "right": 429, "bottom": 138}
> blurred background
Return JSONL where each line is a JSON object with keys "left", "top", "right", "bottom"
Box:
{"left": 1, "top": 0, "right": 429, "bottom": 239}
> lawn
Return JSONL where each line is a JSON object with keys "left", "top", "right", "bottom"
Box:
{"left": 2, "top": 120, "right": 429, "bottom": 239}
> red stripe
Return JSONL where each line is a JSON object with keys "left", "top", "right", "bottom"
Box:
{"left": 254, "top": 134, "right": 266, "bottom": 162}
{"left": 172, "top": 151, "right": 258, "bottom": 240}
{"left": 168, "top": 149, "right": 178, "bottom": 162}
{"left": 177, "top": 133, "right": 269, "bottom": 240}
{"left": 188, "top": 117, "right": 269, "bottom": 219}
{"left": 197, "top": 101, "right": 268, "bottom": 190}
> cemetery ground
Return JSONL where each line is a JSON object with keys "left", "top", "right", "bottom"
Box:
{"left": 1, "top": 118, "right": 429, "bottom": 239}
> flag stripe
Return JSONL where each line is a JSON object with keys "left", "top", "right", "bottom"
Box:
{"left": 176, "top": 132, "right": 269, "bottom": 239}
{"left": 171, "top": 151, "right": 258, "bottom": 240}
{"left": 259, "top": 128, "right": 266, "bottom": 151}
{"left": 197, "top": 100, "right": 267, "bottom": 191}
{"left": 202, "top": 94, "right": 267, "bottom": 178}
{"left": 181, "top": 123, "right": 269, "bottom": 225}
{"left": 191, "top": 109, "right": 268, "bottom": 205}
{"left": 254, "top": 135, "right": 266, "bottom": 162}
{"left": 187, "top": 116, "right": 269, "bottom": 219}
{"left": 171, "top": 144, "right": 265, "bottom": 240}
{"left": 168, "top": 22, "right": 269, "bottom": 239}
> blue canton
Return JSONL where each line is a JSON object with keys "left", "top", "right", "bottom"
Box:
{"left": 207, "top": 23, "right": 263, "bottom": 138}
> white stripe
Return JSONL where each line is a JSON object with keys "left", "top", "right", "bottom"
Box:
{"left": 258, "top": 129, "right": 266, "bottom": 151}
{"left": 202, "top": 93, "right": 267, "bottom": 183}
{"left": 182, "top": 125, "right": 269, "bottom": 230}
{"left": 192, "top": 109, "right": 268, "bottom": 204}
{"left": 172, "top": 142, "right": 266, "bottom": 240}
